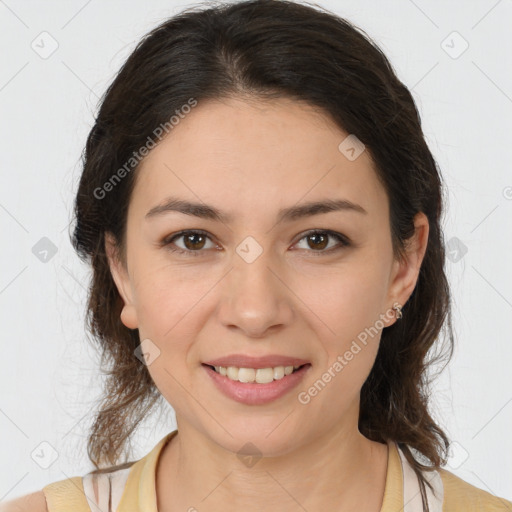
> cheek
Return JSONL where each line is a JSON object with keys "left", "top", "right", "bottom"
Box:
{"left": 294, "top": 260, "right": 389, "bottom": 342}
{"left": 292, "top": 260, "right": 388, "bottom": 394}
{"left": 132, "top": 258, "right": 213, "bottom": 338}
{"left": 134, "top": 267, "right": 206, "bottom": 406}
{"left": 297, "top": 273, "right": 384, "bottom": 413}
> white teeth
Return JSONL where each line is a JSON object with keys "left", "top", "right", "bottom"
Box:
{"left": 255, "top": 368, "right": 274, "bottom": 384}
{"left": 227, "top": 366, "right": 239, "bottom": 380}
{"left": 238, "top": 368, "right": 255, "bottom": 383}
{"left": 273, "top": 366, "right": 285, "bottom": 380}
{"left": 211, "top": 364, "right": 304, "bottom": 383}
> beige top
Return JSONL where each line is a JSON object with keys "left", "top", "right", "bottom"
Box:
{"left": 42, "top": 430, "right": 512, "bottom": 511}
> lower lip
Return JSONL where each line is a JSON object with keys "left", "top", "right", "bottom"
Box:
{"left": 203, "top": 364, "right": 311, "bottom": 405}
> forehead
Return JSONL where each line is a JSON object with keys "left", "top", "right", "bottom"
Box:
{"left": 130, "top": 96, "right": 388, "bottom": 223}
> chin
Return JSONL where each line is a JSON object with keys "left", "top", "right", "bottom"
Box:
{"left": 206, "top": 420, "right": 305, "bottom": 458}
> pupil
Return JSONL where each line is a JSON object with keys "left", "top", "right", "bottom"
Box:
{"left": 309, "top": 233, "right": 327, "bottom": 250}
{"left": 185, "top": 233, "right": 205, "bottom": 250}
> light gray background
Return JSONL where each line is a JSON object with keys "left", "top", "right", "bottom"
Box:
{"left": 1, "top": 0, "right": 511, "bottom": 504}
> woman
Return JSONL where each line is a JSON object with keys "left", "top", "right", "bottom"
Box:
{"left": 3, "top": 0, "right": 510, "bottom": 511}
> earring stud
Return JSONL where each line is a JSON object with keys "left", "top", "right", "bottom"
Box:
{"left": 393, "top": 302, "right": 403, "bottom": 319}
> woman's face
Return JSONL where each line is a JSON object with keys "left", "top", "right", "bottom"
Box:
{"left": 106, "top": 96, "right": 428, "bottom": 455}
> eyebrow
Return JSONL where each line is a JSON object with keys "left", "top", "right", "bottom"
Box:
{"left": 145, "top": 196, "right": 368, "bottom": 223}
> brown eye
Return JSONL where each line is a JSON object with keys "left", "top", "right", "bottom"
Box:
{"left": 294, "top": 230, "right": 350, "bottom": 255}
{"left": 183, "top": 232, "right": 207, "bottom": 250}
{"left": 163, "top": 229, "right": 216, "bottom": 255}
{"left": 306, "top": 232, "right": 329, "bottom": 250}
{"left": 163, "top": 229, "right": 349, "bottom": 257}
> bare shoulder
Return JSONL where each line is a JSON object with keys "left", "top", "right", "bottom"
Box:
{"left": 0, "top": 490, "right": 48, "bottom": 512}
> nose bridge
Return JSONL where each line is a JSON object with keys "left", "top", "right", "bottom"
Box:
{"left": 233, "top": 247, "right": 277, "bottom": 296}
{"left": 218, "top": 240, "right": 293, "bottom": 335}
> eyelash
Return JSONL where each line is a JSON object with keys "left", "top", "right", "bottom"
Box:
{"left": 161, "top": 229, "right": 351, "bottom": 257}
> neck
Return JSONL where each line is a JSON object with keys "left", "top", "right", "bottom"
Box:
{"left": 156, "top": 418, "right": 388, "bottom": 512}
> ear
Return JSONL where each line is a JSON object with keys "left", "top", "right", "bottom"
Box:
{"left": 384, "top": 212, "right": 429, "bottom": 326}
{"left": 104, "top": 232, "right": 139, "bottom": 330}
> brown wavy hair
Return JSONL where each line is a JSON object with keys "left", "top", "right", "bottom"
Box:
{"left": 71, "top": 0, "right": 454, "bottom": 508}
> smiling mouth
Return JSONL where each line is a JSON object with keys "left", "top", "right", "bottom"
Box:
{"left": 203, "top": 363, "right": 310, "bottom": 384}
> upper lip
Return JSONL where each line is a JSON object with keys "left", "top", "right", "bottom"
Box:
{"left": 203, "top": 354, "right": 310, "bottom": 369}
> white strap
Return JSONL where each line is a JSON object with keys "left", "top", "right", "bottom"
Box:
{"left": 397, "top": 445, "right": 444, "bottom": 512}
{"left": 82, "top": 466, "right": 132, "bottom": 512}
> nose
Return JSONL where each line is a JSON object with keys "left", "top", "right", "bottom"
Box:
{"left": 217, "top": 249, "right": 295, "bottom": 338}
